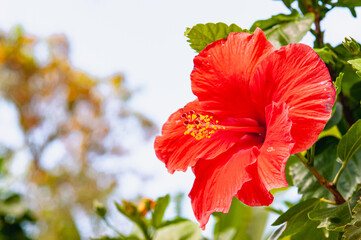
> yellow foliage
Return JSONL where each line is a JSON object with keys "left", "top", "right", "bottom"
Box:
{"left": 0, "top": 27, "right": 156, "bottom": 239}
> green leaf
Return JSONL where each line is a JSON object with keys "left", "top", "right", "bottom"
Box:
{"left": 336, "top": 72, "right": 344, "bottom": 96}
{"left": 157, "top": 218, "right": 188, "bottom": 228}
{"left": 328, "top": 72, "right": 343, "bottom": 121}
{"left": 336, "top": 0, "right": 361, "bottom": 8}
{"left": 348, "top": 59, "right": 361, "bottom": 78}
{"left": 308, "top": 202, "right": 352, "bottom": 231}
{"left": 282, "top": 0, "right": 296, "bottom": 9}
{"left": 289, "top": 136, "right": 361, "bottom": 200}
{"left": 350, "top": 81, "right": 361, "bottom": 102}
{"left": 249, "top": 10, "right": 314, "bottom": 48}
{"left": 115, "top": 201, "right": 150, "bottom": 240}
{"left": 281, "top": 221, "right": 338, "bottom": 240}
{"left": 308, "top": 191, "right": 361, "bottom": 234}
{"left": 332, "top": 43, "right": 361, "bottom": 95}
{"left": 338, "top": 120, "right": 361, "bottom": 163}
{"left": 341, "top": 65, "right": 360, "bottom": 96}
{"left": 272, "top": 198, "right": 319, "bottom": 226}
{"left": 264, "top": 13, "right": 314, "bottom": 48}
{"left": 265, "top": 206, "right": 284, "bottom": 215}
{"left": 334, "top": 0, "right": 361, "bottom": 17}
{"left": 349, "top": 7, "right": 357, "bottom": 17}
{"left": 272, "top": 198, "right": 340, "bottom": 239}
{"left": 298, "top": 0, "right": 312, "bottom": 14}
{"left": 285, "top": 155, "right": 299, "bottom": 186}
{"left": 268, "top": 224, "right": 287, "bottom": 240}
{"left": 314, "top": 47, "right": 338, "bottom": 66}
{"left": 343, "top": 199, "right": 361, "bottom": 240}
{"left": 213, "top": 197, "right": 268, "bottom": 240}
{"left": 152, "top": 194, "right": 170, "bottom": 228}
{"left": 338, "top": 116, "right": 351, "bottom": 135}
{"left": 272, "top": 199, "right": 333, "bottom": 239}
{"left": 325, "top": 102, "right": 343, "bottom": 131}
{"left": 153, "top": 221, "right": 201, "bottom": 240}
{"left": 185, "top": 22, "right": 250, "bottom": 52}
{"left": 250, "top": 10, "right": 300, "bottom": 32}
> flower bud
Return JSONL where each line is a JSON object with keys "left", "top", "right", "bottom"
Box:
{"left": 93, "top": 200, "right": 107, "bottom": 218}
{"left": 137, "top": 198, "right": 156, "bottom": 216}
{"left": 343, "top": 37, "right": 360, "bottom": 55}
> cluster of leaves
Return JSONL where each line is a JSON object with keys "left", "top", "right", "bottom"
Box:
{"left": 0, "top": 27, "right": 156, "bottom": 239}
{"left": 92, "top": 194, "right": 202, "bottom": 240}
{"left": 93, "top": 195, "right": 269, "bottom": 240}
{"left": 185, "top": 9, "right": 314, "bottom": 51}
{"left": 278, "top": 119, "right": 361, "bottom": 239}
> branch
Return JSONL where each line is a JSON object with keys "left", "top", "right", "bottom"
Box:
{"left": 295, "top": 153, "right": 346, "bottom": 204}
{"left": 313, "top": 9, "right": 324, "bottom": 47}
{"left": 302, "top": 0, "right": 324, "bottom": 47}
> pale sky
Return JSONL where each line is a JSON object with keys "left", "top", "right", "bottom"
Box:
{"left": 1, "top": 0, "right": 361, "bottom": 237}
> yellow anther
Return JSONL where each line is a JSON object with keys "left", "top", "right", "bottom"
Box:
{"left": 181, "top": 111, "right": 224, "bottom": 140}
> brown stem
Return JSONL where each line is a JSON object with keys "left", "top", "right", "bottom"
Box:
{"left": 302, "top": 0, "right": 324, "bottom": 47}
{"left": 314, "top": 10, "right": 324, "bottom": 47}
{"left": 295, "top": 153, "right": 346, "bottom": 204}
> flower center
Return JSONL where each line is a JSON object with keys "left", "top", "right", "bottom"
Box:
{"left": 181, "top": 111, "right": 265, "bottom": 140}
{"left": 182, "top": 111, "right": 224, "bottom": 140}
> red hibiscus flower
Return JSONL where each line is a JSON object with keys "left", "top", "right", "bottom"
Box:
{"left": 154, "top": 28, "right": 335, "bottom": 229}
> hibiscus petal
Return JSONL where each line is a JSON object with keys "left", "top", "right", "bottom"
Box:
{"left": 154, "top": 100, "right": 250, "bottom": 174}
{"left": 189, "top": 138, "right": 260, "bottom": 229}
{"left": 237, "top": 102, "right": 294, "bottom": 205}
{"left": 190, "top": 28, "right": 275, "bottom": 118}
{"left": 236, "top": 160, "right": 273, "bottom": 206}
{"left": 257, "top": 102, "right": 295, "bottom": 191}
{"left": 252, "top": 43, "right": 335, "bottom": 153}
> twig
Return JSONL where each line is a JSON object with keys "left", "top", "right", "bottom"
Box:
{"left": 295, "top": 153, "right": 346, "bottom": 204}
{"left": 302, "top": 0, "right": 324, "bottom": 47}
{"left": 320, "top": 198, "right": 337, "bottom": 205}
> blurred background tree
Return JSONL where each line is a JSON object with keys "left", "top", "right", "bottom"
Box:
{"left": 0, "top": 26, "right": 156, "bottom": 239}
